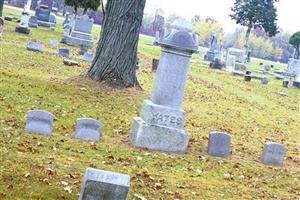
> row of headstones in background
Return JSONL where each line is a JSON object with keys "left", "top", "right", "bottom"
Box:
{"left": 208, "top": 132, "right": 287, "bottom": 166}
{"left": 25, "top": 110, "right": 287, "bottom": 167}
{"left": 26, "top": 39, "right": 94, "bottom": 63}
{"left": 243, "top": 71, "right": 270, "bottom": 84}
{"left": 25, "top": 110, "right": 102, "bottom": 141}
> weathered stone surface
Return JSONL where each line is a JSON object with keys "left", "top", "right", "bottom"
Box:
{"left": 130, "top": 117, "right": 189, "bottom": 154}
{"left": 140, "top": 100, "right": 186, "bottom": 129}
{"left": 151, "top": 50, "right": 191, "bottom": 109}
{"left": 79, "top": 168, "right": 130, "bottom": 200}
{"left": 130, "top": 19, "right": 197, "bottom": 154}
{"left": 64, "top": 15, "right": 94, "bottom": 47}
{"left": 27, "top": 41, "right": 43, "bottom": 52}
{"left": 16, "top": 12, "right": 30, "bottom": 34}
{"left": 75, "top": 118, "right": 102, "bottom": 141}
{"left": 286, "top": 58, "right": 300, "bottom": 81}
{"left": 227, "top": 48, "right": 245, "bottom": 64}
{"left": 59, "top": 48, "right": 70, "bottom": 58}
{"left": 208, "top": 131, "right": 231, "bottom": 158}
{"left": 159, "top": 19, "right": 198, "bottom": 52}
{"left": 226, "top": 55, "right": 235, "bottom": 73}
{"left": 25, "top": 110, "right": 53, "bottom": 136}
{"left": 83, "top": 52, "right": 94, "bottom": 62}
{"left": 28, "top": 16, "right": 38, "bottom": 28}
{"left": 261, "top": 142, "right": 287, "bottom": 166}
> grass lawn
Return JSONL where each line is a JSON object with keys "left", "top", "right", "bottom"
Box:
{"left": 0, "top": 7, "right": 300, "bottom": 200}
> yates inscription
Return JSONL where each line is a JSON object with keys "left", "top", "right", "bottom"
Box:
{"left": 151, "top": 113, "right": 183, "bottom": 127}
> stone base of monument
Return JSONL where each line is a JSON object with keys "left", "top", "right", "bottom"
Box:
{"left": 130, "top": 100, "right": 189, "bottom": 154}
{"left": 209, "top": 59, "right": 223, "bottom": 70}
{"left": 29, "top": 16, "right": 38, "bottom": 28}
{"left": 65, "top": 31, "right": 93, "bottom": 47}
{"left": 235, "top": 63, "right": 246, "bottom": 70}
{"left": 15, "top": 26, "right": 30, "bottom": 34}
{"left": 37, "top": 20, "right": 51, "bottom": 28}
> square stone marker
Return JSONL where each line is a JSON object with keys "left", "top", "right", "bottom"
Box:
{"left": 261, "top": 142, "right": 287, "bottom": 166}
{"left": 27, "top": 41, "right": 43, "bottom": 52}
{"left": 79, "top": 168, "right": 130, "bottom": 200}
{"left": 75, "top": 118, "right": 102, "bottom": 141}
{"left": 208, "top": 131, "right": 231, "bottom": 158}
{"left": 25, "top": 110, "right": 53, "bottom": 136}
{"left": 59, "top": 48, "right": 70, "bottom": 58}
{"left": 83, "top": 52, "right": 94, "bottom": 63}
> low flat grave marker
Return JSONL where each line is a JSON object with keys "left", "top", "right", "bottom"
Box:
{"left": 79, "top": 168, "right": 130, "bottom": 200}
{"left": 59, "top": 48, "right": 70, "bottom": 58}
{"left": 63, "top": 59, "right": 79, "bottom": 66}
{"left": 83, "top": 52, "right": 94, "bottom": 63}
{"left": 261, "top": 142, "right": 287, "bottom": 166}
{"left": 27, "top": 41, "right": 43, "bottom": 52}
{"left": 75, "top": 118, "right": 102, "bottom": 141}
{"left": 25, "top": 110, "right": 53, "bottom": 136}
{"left": 208, "top": 131, "right": 231, "bottom": 158}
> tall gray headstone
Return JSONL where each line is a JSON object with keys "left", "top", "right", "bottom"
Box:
{"left": 79, "top": 168, "right": 130, "bottom": 200}
{"left": 227, "top": 48, "right": 245, "bottom": 64}
{"left": 130, "top": 19, "right": 198, "bottom": 154}
{"left": 286, "top": 58, "right": 300, "bottom": 82}
{"left": 75, "top": 118, "right": 102, "bottom": 141}
{"left": 64, "top": 15, "right": 93, "bottom": 47}
{"left": 25, "top": 110, "right": 53, "bottom": 136}
{"left": 208, "top": 131, "right": 231, "bottom": 158}
{"left": 15, "top": 12, "right": 30, "bottom": 34}
{"left": 261, "top": 142, "right": 287, "bottom": 166}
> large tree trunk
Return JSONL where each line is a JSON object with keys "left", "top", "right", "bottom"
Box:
{"left": 0, "top": 0, "right": 4, "bottom": 17}
{"left": 88, "top": 0, "right": 146, "bottom": 88}
{"left": 244, "top": 25, "right": 252, "bottom": 49}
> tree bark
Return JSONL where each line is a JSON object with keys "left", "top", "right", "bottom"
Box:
{"left": 296, "top": 45, "right": 300, "bottom": 59}
{"left": 244, "top": 25, "right": 252, "bottom": 49}
{"left": 88, "top": 0, "right": 146, "bottom": 88}
{"left": 0, "top": 0, "right": 4, "bottom": 17}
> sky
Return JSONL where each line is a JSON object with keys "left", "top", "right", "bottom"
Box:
{"left": 144, "top": 0, "right": 300, "bottom": 34}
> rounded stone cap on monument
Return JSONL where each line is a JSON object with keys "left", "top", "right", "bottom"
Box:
{"left": 160, "top": 19, "right": 198, "bottom": 53}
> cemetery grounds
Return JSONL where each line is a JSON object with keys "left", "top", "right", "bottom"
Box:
{"left": 0, "top": 7, "right": 300, "bottom": 200}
